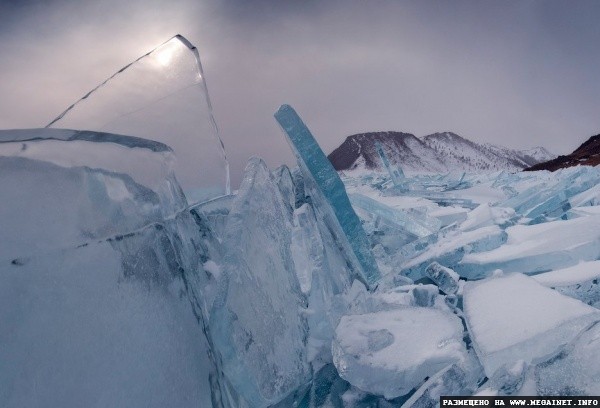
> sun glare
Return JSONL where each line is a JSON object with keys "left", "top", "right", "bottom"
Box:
{"left": 152, "top": 38, "right": 180, "bottom": 67}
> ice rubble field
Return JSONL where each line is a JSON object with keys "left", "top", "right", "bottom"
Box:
{"left": 2, "top": 116, "right": 600, "bottom": 407}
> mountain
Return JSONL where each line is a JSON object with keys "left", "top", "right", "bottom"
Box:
{"left": 525, "top": 134, "right": 600, "bottom": 172}
{"left": 327, "top": 131, "right": 555, "bottom": 173}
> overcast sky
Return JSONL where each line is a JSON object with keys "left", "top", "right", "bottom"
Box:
{"left": 1, "top": 0, "right": 600, "bottom": 184}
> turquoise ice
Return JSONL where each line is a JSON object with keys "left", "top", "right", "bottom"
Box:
{"left": 274, "top": 104, "right": 381, "bottom": 288}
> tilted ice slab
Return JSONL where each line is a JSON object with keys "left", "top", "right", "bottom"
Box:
{"left": 459, "top": 203, "right": 516, "bottom": 232}
{"left": 275, "top": 104, "right": 381, "bottom": 288}
{"left": 532, "top": 261, "right": 600, "bottom": 308}
{"left": 463, "top": 272, "right": 600, "bottom": 377}
{"left": 47, "top": 35, "right": 230, "bottom": 203}
{"left": 401, "top": 225, "right": 507, "bottom": 280}
{"left": 332, "top": 307, "right": 467, "bottom": 399}
{"left": 569, "top": 182, "right": 600, "bottom": 207}
{"left": 460, "top": 216, "right": 600, "bottom": 276}
{"left": 209, "top": 158, "right": 310, "bottom": 407}
{"left": 532, "top": 261, "right": 600, "bottom": 288}
{"left": 349, "top": 193, "right": 441, "bottom": 237}
{"left": 498, "top": 166, "right": 599, "bottom": 221}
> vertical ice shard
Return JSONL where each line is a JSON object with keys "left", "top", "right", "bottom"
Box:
{"left": 274, "top": 164, "right": 296, "bottom": 213}
{"left": 47, "top": 35, "right": 229, "bottom": 203}
{"left": 375, "top": 141, "right": 404, "bottom": 185}
{"left": 209, "top": 157, "right": 310, "bottom": 407}
{"left": 274, "top": 104, "right": 381, "bottom": 288}
{"left": 291, "top": 203, "right": 352, "bottom": 369}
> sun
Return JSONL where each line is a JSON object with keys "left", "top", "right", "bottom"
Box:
{"left": 152, "top": 38, "right": 180, "bottom": 67}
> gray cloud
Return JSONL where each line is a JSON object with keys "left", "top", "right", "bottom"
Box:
{"left": 1, "top": 0, "right": 600, "bottom": 186}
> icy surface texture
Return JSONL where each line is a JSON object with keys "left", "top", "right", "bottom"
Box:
{"left": 459, "top": 203, "right": 516, "bottom": 231}
{"left": 532, "top": 261, "right": 600, "bottom": 308}
{"left": 475, "top": 360, "right": 529, "bottom": 396}
{"left": 0, "top": 144, "right": 219, "bottom": 407}
{"left": 46, "top": 35, "right": 229, "bottom": 203}
{"left": 532, "top": 260, "right": 600, "bottom": 288}
{"left": 292, "top": 202, "right": 353, "bottom": 370}
{"left": 0, "top": 131, "right": 188, "bottom": 262}
{"left": 350, "top": 193, "right": 441, "bottom": 237}
{"left": 402, "top": 225, "right": 507, "bottom": 280}
{"left": 0, "top": 129, "right": 184, "bottom": 208}
{"left": 208, "top": 158, "right": 310, "bottom": 407}
{"left": 0, "top": 239, "right": 216, "bottom": 408}
{"left": 332, "top": 306, "right": 467, "bottom": 399}
{"left": 498, "top": 166, "right": 598, "bottom": 222}
{"left": 275, "top": 104, "right": 381, "bottom": 288}
{"left": 463, "top": 272, "right": 600, "bottom": 377}
{"left": 274, "top": 164, "right": 296, "bottom": 213}
{"left": 425, "top": 262, "right": 460, "bottom": 295}
{"left": 403, "top": 351, "right": 485, "bottom": 407}
{"left": 534, "top": 321, "right": 600, "bottom": 396}
{"left": 460, "top": 215, "right": 600, "bottom": 277}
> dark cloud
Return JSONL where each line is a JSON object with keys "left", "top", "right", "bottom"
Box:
{"left": 1, "top": 0, "right": 600, "bottom": 186}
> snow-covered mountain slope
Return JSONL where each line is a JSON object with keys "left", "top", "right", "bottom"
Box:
{"left": 328, "top": 131, "right": 555, "bottom": 173}
{"left": 526, "top": 134, "right": 600, "bottom": 171}
{"left": 326, "top": 131, "right": 447, "bottom": 174}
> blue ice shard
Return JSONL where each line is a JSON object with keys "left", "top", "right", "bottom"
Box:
{"left": 274, "top": 104, "right": 381, "bottom": 288}
{"left": 375, "top": 141, "right": 404, "bottom": 186}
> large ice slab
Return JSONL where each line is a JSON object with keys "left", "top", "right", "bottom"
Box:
{"left": 0, "top": 153, "right": 183, "bottom": 262}
{"left": 0, "top": 128, "right": 186, "bottom": 212}
{"left": 460, "top": 216, "right": 600, "bottom": 276}
{"left": 0, "top": 148, "right": 217, "bottom": 407}
{"left": 275, "top": 104, "right": 381, "bottom": 288}
{"left": 401, "top": 225, "right": 507, "bottom": 280}
{"left": 332, "top": 307, "right": 467, "bottom": 399}
{"left": 459, "top": 203, "right": 516, "bottom": 231}
{"left": 209, "top": 157, "right": 310, "bottom": 407}
{"left": 532, "top": 261, "right": 600, "bottom": 288}
{"left": 498, "top": 166, "right": 599, "bottom": 222}
{"left": 463, "top": 272, "right": 600, "bottom": 377}
{"left": 46, "top": 35, "right": 229, "bottom": 202}
{"left": 350, "top": 193, "right": 441, "bottom": 237}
